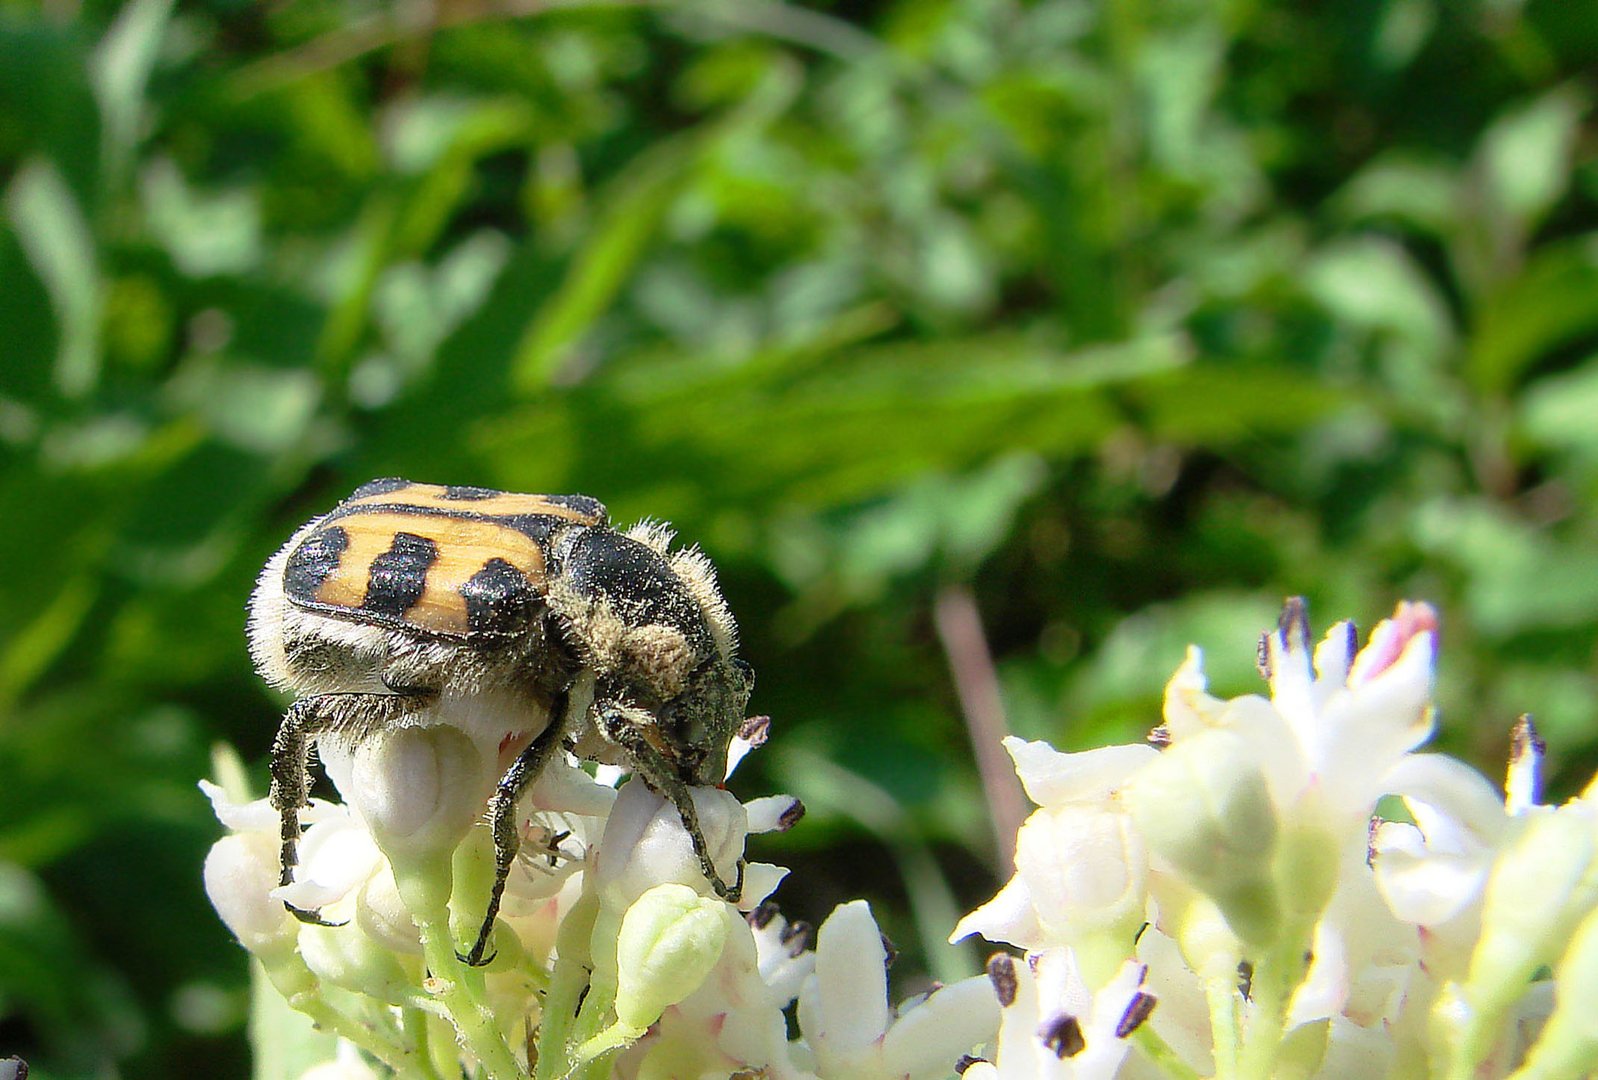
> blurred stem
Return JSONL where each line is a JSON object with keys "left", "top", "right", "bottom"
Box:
{"left": 533, "top": 892, "right": 599, "bottom": 1080}
{"left": 1131, "top": 1024, "right": 1203, "bottom": 1080}
{"left": 933, "top": 583, "right": 1027, "bottom": 870}
{"left": 1235, "top": 943, "right": 1299, "bottom": 1080}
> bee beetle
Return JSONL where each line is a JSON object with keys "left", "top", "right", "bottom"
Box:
{"left": 247, "top": 479, "right": 753, "bottom": 965}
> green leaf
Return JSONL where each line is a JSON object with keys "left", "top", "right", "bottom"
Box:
{"left": 1468, "top": 234, "right": 1598, "bottom": 394}
{"left": 1518, "top": 354, "right": 1598, "bottom": 454}
{"left": 1472, "top": 85, "right": 1587, "bottom": 238}
{"left": 90, "top": 0, "right": 174, "bottom": 184}
{"left": 5, "top": 160, "right": 102, "bottom": 398}
{"left": 1330, "top": 152, "right": 1460, "bottom": 237}
{"left": 509, "top": 135, "right": 703, "bottom": 392}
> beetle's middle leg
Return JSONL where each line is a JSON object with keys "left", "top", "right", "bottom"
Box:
{"left": 461, "top": 689, "right": 575, "bottom": 967}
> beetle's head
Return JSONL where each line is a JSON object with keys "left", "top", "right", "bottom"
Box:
{"left": 654, "top": 654, "right": 754, "bottom": 785}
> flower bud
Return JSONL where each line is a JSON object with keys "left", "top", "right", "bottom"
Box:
{"left": 1014, "top": 804, "right": 1146, "bottom": 947}
{"left": 594, "top": 780, "right": 746, "bottom": 908}
{"left": 298, "top": 919, "right": 412, "bottom": 1000}
{"left": 612, "top": 884, "right": 730, "bottom": 1032}
{"left": 355, "top": 865, "right": 422, "bottom": 956}
{"left": 1123, "top": 730, "right": 1280, "bottom": 945}
{"left": 322, "top": 725, "right": 493, "bottom": 864}
{"left": 204, "top": 833, "right": 298, "bottom": 956}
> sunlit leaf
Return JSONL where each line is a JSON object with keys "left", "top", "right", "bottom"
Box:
{"left": 5, "top": 160, "right": 101, "bottom": 397}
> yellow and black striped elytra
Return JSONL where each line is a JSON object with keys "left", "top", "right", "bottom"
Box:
{"left": 249, "top": 479, "right": 754, "bottom": 965}
{"left": 280, "top": 481, "right": 606, "bottom": 640}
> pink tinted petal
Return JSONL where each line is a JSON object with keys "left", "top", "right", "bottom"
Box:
{"left": 1348, "top": 602, "right": 1439, "bottom": 688}
{"left": 1313, "top": 636, "right": 1437, "bottom": 808}
{"left": 1003, "top": 738, "right": 1157, "bottom": 807}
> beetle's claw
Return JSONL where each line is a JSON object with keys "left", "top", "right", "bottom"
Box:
{"left": 284, "top": 901, "right": 347, "bottom": 928}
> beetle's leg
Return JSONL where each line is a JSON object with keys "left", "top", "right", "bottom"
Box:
{"left": 460, "top": 690, "right": 575, "bottom": 968}
{"left": 597, "top": 707, "right": 745, "bottom": 904}
{"left": 268, "top": 691, "right": 432, "bottom": 926}
{"left": 269, "top": 697, "right": 342, "bottom": 926}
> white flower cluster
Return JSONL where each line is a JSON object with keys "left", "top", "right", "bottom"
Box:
{"left": 953, "top": 600, "right": 1598, "bottom": 1080}
{"left": 204, "top": 717, "right": 996, "bottom": 1080}
{"left": 210, "top": 598, "right": 1598, "bottom": 1079}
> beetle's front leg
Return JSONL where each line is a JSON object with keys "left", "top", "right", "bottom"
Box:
{"left": 268, "top": 691, "right": 433, "bottom": 925}
{"left": 597, "top": 705, "right": 745, "bottom": 904}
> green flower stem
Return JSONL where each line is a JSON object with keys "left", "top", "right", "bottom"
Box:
{"left": 1236, "top": 941, "right": 1309, "bottom": 1080}
{"left": 1204, "top": 972, "right": 1241, "bottom": 1080}
{"left": 533, "top": 892, "right": 600, "bottom": 1080}
{"left": 401, "top": 1006, "right": 446, "bottom": 1080}
{"left": 260, "top": 951, "right": 417, "bottom": 1074}
{"left": 395, "top": 864, "right": 530, "bottom": 1080}
{"left": 1130, "top": 1022, "right": 1203, "bottom": 1080}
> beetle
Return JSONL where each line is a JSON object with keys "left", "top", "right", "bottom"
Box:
{"left": 247, "top": 479, "right": 753, "bottom": 965}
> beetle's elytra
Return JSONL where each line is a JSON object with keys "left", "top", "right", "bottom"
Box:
{"left": 248, "top": 479, "right": 753, "bottom": 965}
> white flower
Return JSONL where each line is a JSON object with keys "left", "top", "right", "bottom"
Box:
{"left": 952, "top": 599, "right": 1598, "bottom": 1080}
{"left": 951, "top": 743, "right": 1155, "bottom": 952}
{"left": 796, "top": 900, "right": 999, "bottom": 1079}
{"left": 961, "top": 953, "right": 1151, "bottom": 1080}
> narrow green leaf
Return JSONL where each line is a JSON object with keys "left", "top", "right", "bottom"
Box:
{"left": 509, "top": 138, "right": 698, "bottom": 392}
{"left": 1468, "top": 234, "right": 1598, "bottom": 394}
{"left": 5, "top": 160, "right": 102, "bottom": 398}
{"left": 90, "top": 0, "right": 174, "bottom": 183}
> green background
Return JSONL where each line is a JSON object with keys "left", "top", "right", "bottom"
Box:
{"left": 2, "top": 0, "right": 1597, "bottom": 1075}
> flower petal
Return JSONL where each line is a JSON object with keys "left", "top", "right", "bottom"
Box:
{"left": 879, "top": 976, "right": 1001, "bottom": 1079}
{"left": 1002, "top": 738, "right": 1157, "bottom": 807}
{"left": 803, "top": 901, "right": 891, "bottom": 1062}
{"left": 950, "top": 874, "right": 1042, "bottom": 948}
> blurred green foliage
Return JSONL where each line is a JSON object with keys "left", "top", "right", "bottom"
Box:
{"left": 1, "top": 0, "right": 1596, "bottom": 1075}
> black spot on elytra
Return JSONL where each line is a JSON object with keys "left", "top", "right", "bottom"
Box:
{"left": 363, "top": 532, "right": 437, "bottom": 618}
{"left": 442, "top": 485, "right": 498, "bottom": 501}
{"left": 285, "top": 526, "right": 349, "bottom": 604}
{"left": 542, "top": 493, "right": 607, "bottom": 522}
{"left": 461, "top": 558, "right": 537, "bottom": 636}
{"left": 348, "top": 477, "right": 411, "bottom": 501}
